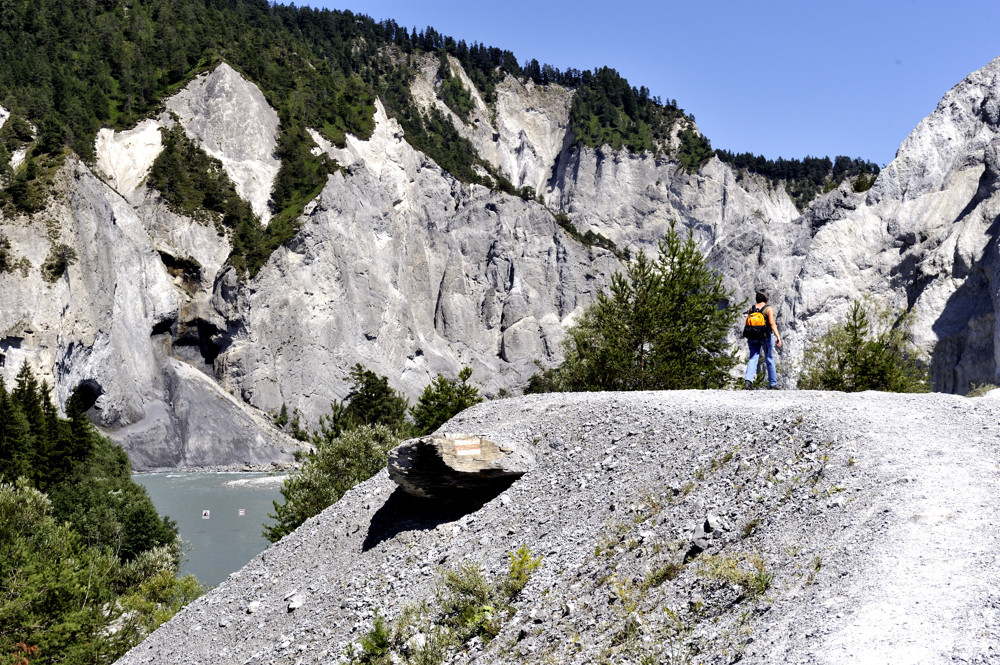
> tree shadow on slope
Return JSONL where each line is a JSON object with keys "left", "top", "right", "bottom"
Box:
{"left": 363, "top": 481, "right": 516, "bottom": 552}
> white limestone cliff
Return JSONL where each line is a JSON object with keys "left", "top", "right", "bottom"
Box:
{"left": 92, "top": 63, "right": 280, "bottom": 223}
{"left": 94, "top": 119, "right": 165, "bottom": 196}
{"left": 409, "top": 54, "right": 574, "bottom": 194}
{"left": 165, "top": 63, "right": 281, "bottom": 224}
{"left": 780, "top": 55, "right": 1000, "bottom": 392}
{"left": 4, "top": 54, "right": 1000, "bottom": 469}
{"left": 223, "top": 99, "right": 619, "bottom": 422}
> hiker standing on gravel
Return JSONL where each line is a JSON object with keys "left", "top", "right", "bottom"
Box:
{"left": 742, "top": 290, "right": 782, "bottom": 389}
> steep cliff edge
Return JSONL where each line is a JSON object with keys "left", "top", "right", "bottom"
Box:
{"left": 225, "top": 99, "right": 619, "bottom": 418}
{"left": 4, "top": 53, "right": 1000, "bottom": 469}
{"left": 0, "top": 65, "right": 300, "bottom": 470}
{"left": 213, "top": 62, "right": 803, "bottom": 425}
{"left": 114, "top": 390, "right": 1000, "bottom": 664}
{"left": 782, "top": 56, "right": 1000, "bottom": 391}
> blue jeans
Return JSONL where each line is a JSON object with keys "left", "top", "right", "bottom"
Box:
{"left": 745, "top": 337, "right": 776, "bottom": 387}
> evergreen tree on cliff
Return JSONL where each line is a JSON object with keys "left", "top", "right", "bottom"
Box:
{"left": 527, "top": 221, "right": 741, "bottom": 392}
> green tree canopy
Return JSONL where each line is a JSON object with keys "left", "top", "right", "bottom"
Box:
{"left": 0, "top": 364, "right": 204, "bottom": 663}
{"left": 274, "top": 364, "right": 411, "bottom": 444}
{"left": 410, "top": 366, "right": 483, "bottom": 436}
{"left": 342, "top": 364, "right": 409, "bottom": 430}
{"left": 798, "top": 299, "right": 929, "bottom": 393}
{"left": 0, "top": 478, "right": 203, "bottom": 663}
{"left": 715, "top": 150, "right": 880, "bottom": 210}
{"left": 263, "top": 424, "right": 402, "bottom": 542}
{"left": 527, "top": 221, "right": 742, "bottom": 392}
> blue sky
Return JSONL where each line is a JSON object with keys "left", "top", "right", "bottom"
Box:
{"left": 307, "top": 0, "right": 999, "bottom": 167}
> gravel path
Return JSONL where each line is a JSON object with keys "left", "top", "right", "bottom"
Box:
{"left": 769, "top": 394, "right": 1000, "bottom": 664}
{"left": 115, "top": 390, "right": 1000, "bottom": 665}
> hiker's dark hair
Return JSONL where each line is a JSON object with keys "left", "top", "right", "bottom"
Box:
{"left": 755, "top": 290, "right": 769, "bottom": 303}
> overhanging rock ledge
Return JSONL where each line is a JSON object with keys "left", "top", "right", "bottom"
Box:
{"left": 387, "top": 433, "right": 534, "bottom": 501}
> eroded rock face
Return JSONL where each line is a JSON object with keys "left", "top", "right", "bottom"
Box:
{"left": 5, "top": 55, "right": 1000, "bottom": 470}
{"left": 780, "top": 55, "right": 1000, "bottom": 392}
{"left": 387, "top": 432, "right": 534, "bottom": 500}
{"left": 166, "top": 63, "right": 281, "bottom": 223}
{"left": 92, "top": 63, "right": 280, "bottom": 223}
{"left": 408, "top": 54, "right": 574, "bottom": 195}
{"left": 220, "top": 100, "right": 620, "bottom": 421}
{"left": 115, "top": 354, "right": 295, "bottom": 471}
{"left": 0, "top": 66, "right": 302, "bottom": 470}
{"left": 94, "top": 119, "right": 165, "bottom": 196}
{"left": 0, "top": 158, "right": 300, "bottom": 470}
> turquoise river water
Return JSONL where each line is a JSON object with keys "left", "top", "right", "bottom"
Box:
{"left": 132, "top": 472, "right": 287, "bottom": 588}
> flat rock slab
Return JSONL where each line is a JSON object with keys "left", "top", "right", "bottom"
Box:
{"left": 387, "top": 433, "right": 534, "bottom": 500}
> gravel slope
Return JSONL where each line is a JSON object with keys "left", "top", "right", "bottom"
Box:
{"left": 116, "top": 390, "right": 1000, "bottom": 664}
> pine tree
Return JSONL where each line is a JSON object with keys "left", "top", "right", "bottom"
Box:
{"left": 342, "top": 364, "right": 409, "bottom": 430}
{"left": 0, "top": 381, "right": 35, "bottom": 482}
{"left": 799, "top": 300, "right": 929, "bottom": 392}
{"left": 410, "top": 366, "right": 483, "bottom": 435}
{"left": 527, "top": 221, "right": 741, "bottom": 392}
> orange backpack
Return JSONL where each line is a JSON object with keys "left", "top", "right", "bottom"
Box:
{"left": 742, "top": 304, "right": 769, "bottom": 340}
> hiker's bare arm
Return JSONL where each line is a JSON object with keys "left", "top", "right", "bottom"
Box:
{"left": 767, "top": 307, "right": 782, "bottom": 348}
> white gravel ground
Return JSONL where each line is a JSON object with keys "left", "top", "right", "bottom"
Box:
{"left": 116, "top": 390, "right": 1000, "bottom": 665}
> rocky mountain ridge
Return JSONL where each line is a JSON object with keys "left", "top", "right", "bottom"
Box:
{"left": 2, "top": 53, "right": 1000, "bottom": 469}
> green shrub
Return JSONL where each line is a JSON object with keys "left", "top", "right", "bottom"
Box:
{"left": 552, "top": 210, "right": 627, "bottom": 260}
{"left": 696, "top": 553, "right": 773, "bottom": 601}
{"left": 741, "top": 517, "right": 761, "bottom": 539}
{"left": 293, "top": 364, "right": 411, "bottom": 443}
{"left": 966, "top": 383, "right": 998, "bottom": 397}
{"left": 357, "top": 614, "right": 392, "bottom": 661}
{"left": 263, "top": 424, "right": 403, "bottom": 542}
{"left": 500, "top": 544, "right": 544, "bottom": 599}
{"left": 147, "top": 123, "right": 233, "bottom": 222}
{"left": 0, "top": 235, "right": 12, "bottom": 273}
{"left": 348, "top": 547, "right": 541, "bottom": 664}
{"left": 643, "top": 562, "right": 683, "bottom": 589}
{"left": 0, "top": 479, "right": 203, "bottom": 664}
{"left": 798, "top": 299, "right": 929, "bottom": 393}
{"left": 117, "top": 569, "right": 204, "bottom": 642}
{"left": 265, "top": 364, "right": 419, "bottom": 542}
{"left": 853, "top": 171, "right": 877, "bottom": 192}
{"left": 0, "top": 153, "right": 62, "bottom": 216}
{"left": 1, "top": 479, "right": 125, "bottom": 662}
{"left": 435, "top": 546, "right": 543, "bottom": 644}
{"left": 437, "top": 562, "right": 503, "bottom": 642}
{"left": 440, "top": 75, "right": 475, "bottom": 122}
{"left": 41, "top": 243, "right": 76, "bottom": 282}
